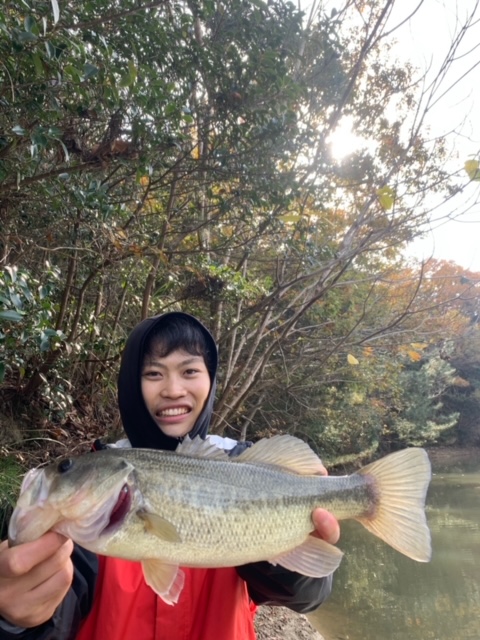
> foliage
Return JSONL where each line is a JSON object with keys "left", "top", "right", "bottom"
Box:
{"left": 0, "top": 264, "right": 73, "bottom": 418}
{"left": 0, "top": 0, "right": 478, "bottom": 459}
{"left": 0, "top": 456, "right": 23, "bottom": 540}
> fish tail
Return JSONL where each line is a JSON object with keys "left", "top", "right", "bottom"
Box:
{"left": 356, "top": 448, "right": 432, "bottom": 562}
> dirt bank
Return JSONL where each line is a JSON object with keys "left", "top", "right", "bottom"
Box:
{"left": 255, "top": 606, "right": 324, "bottom": 640}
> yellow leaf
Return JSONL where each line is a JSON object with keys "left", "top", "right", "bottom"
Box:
{"left": 464, "top": 159, "right": 480, "bottom": 181}
{"left": 279, "top": 213, "right": 301, "bottom": 223}
{"left": 139, "top": 176, "right": 149, "bottom": 186}
{"left": 410, "top": 342, "right": 428, "bottom": 350}
{"left": 347, "top": 354, "right": 359, "bottom": 365}
{"left": 407, "top": 350, "right": 422, "bottom": 362}
{"left": 376, "top": 186, "right": 395, "bottom": 210}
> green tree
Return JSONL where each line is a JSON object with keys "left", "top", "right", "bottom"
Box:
{"left": 1, "top": 0, "right": 479, "bottom": 459}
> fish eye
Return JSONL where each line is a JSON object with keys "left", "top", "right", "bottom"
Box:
{"left": 58, "top": 458, "right": 74, "bottom": 473}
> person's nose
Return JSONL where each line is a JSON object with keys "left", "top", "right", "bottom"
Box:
{"left": 160, "top": 375, "right": 187, "bottom": 398}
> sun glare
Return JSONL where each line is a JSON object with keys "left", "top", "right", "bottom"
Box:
{"left": 327, "top": 116, "right": 374, "bottom": 161}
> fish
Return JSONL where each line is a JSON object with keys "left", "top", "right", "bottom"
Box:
{"left": 8, "top": 435, "right": 432, "bottom": 605}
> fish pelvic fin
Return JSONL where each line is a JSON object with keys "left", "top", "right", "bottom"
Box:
{"left": 271, "top": 536, "right": 343, "bottom": 577}
{"left": 356, "top": 448, "right": 432, "bottom": 562}
{"left": 142, "top": 560, "right": 185, "bottom": 605}
{"left": 234, "top": 435, "right": 325, "bottom": 475}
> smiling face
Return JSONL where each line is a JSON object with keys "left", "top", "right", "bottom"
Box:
{"left": 141, "top": 349, "right": 212, "bottom": 439}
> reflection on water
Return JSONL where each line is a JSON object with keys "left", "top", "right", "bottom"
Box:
{"left": 308, "top": 461, "right": 480, "bottom": 640}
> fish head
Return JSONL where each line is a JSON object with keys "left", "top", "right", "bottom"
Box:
{"left": 8, "top": 452, "right": 138, "bottom": 548}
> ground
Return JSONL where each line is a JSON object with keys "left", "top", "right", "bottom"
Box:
{"left": 254, "top": 606, "right": 323, "bottom": 640}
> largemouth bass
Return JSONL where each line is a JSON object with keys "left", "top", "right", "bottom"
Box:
{"left": 8, "top": 435, "right": 431, "bottom": 604}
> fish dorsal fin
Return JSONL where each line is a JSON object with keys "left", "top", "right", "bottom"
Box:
{"left": 175, "top": 436, "right": 229, "bottom": 460}
{"left": 234, "top": 435, "right": 325, "bottom": 475}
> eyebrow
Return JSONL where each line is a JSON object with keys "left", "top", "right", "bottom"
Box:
{"left": 142, "top": 356, "right": 205, "bottom": 370}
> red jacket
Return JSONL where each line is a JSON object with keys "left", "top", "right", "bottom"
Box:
{"left": 76, "top": 556, "right": 258, "bottom": 640}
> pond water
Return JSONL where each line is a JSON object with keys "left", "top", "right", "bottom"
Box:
{"left": 308, "top": 456, "right": 480, "bottom": 640}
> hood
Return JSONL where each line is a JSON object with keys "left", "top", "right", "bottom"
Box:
{"left": 117, "top": 312, "right": 218, "bottom": 451}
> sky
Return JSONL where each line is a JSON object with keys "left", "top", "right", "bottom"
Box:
{"left": 389, "top": 0, "right": 480, "bottom": 273}
{"left": 322, "top": 0, "right": 480, "bottom": 273}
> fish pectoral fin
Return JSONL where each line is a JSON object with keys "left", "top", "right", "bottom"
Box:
{"left": 142, "top": 560, "right": 185, "bottom": 605}
{"left": 137, "top": 510, "right": 181, "bottom": 543}
{"left": 270, "top": 536, "right": 344, "bottom": 577}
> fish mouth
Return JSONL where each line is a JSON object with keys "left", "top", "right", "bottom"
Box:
{"left": 101, "top": 484, "right": 132, "bottom": 535}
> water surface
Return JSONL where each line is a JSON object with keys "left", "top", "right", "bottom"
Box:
{"left": 308, "top": 457, "right": 480, "bottom": 640}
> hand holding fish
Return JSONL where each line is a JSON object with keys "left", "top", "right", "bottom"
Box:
{"left": 307, "top": 458, "right": 341, "bottom": 545}
{"left": 0, "top": 533, "right": 73, "bottom": 628}
{"left": 311, "top": 509, "right": 340, "bottom": 544}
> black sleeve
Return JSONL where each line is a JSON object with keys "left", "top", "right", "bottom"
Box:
{"left": 0, "top": 545, "right": 98, "bottom": 640}
{"left": 236, "top": 562, "right": 333, "bottom": 613}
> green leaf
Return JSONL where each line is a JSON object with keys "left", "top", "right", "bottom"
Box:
{"left": 0, "top": 310, "right": 24, "bottom": 322}
{"left": 12, "top": 125, "right": 26, "bottom": 136}
{"left": 38, "top": 285, "right": 50, "bottom": 300}
{"left": 32, "top": 52, "right": 44, "bottom": 76}
{"left": 64, "top": 65, "right": 81, "bottom": 80}
{"left": 0, "top": 362, "right": 5, "bottom": 383}
{"left": 128, "top": 59, "right": 137, "bottom": 84}
{"left": 376, "top": 186, "right": 395, "bottom": 210}
{"left": 4, "top": 265, "right": 17, "bottom": 282}
{"left": 40, "top": 333, "right": 51, "bottom": 351}
{"left": 45, "top": 41, "right": 56, "bottom": 59}
{"left": 24, "top": 16, "right": 37, "bottom": 33}
{"left": 51, "top": 0, "right": 60, "bottom": 24}
{"left": 9, "top": 291, "right": 23, "bottom": 309}
{"left": 17, "top": 30, "right": 38, "bottom": 43}
{"left": 83, "top": 63, "right": 99, "bottom": 80}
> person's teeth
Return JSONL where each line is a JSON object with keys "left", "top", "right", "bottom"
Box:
{"left": 159, "top": 408, "right": 189, "bottom": 416}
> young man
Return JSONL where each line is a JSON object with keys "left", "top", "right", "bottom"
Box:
{"left": 0, "top": 312, "right": 339, "bottom": 639}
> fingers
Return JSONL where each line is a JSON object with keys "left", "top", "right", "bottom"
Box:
{"left": 0, "top": 533, "right": 72, "bottom": 578}
{"left": 312, "top": 508, "right": 340, "bottom": 544}
{"left": 16, "top": 558, "right": 74, "bottom": 627}
{"left": 0, "top": 534, "right": 74, "bottom": 628}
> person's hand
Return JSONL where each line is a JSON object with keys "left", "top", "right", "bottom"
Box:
{"left": 0, "top": 532, "right": 74, "bottom": 628}
{"left": 311, "top": 508, "right": 340, "bottom": 544}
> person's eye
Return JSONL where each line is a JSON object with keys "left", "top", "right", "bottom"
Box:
{"left": 184, "top": 368, "right": 200, "bottom": 376}
{"left": 143, "top": 370, "right": 161, "bottom": 379}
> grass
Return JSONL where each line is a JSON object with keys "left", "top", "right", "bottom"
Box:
{"left": 0, "top": 456, "right": 23, "bottom": 540}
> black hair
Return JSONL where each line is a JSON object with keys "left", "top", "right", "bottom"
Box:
{"left": 143, "top": 314, "right": 216, "bottom": 379}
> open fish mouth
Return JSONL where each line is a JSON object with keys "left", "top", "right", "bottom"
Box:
{"left": 102, "top": 483, "right": 132, "bottom": 534}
